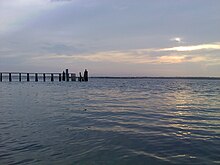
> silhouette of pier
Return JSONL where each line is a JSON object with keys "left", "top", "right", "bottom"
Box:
{"left": 0, "top": 69, "right": 88, "bottom": 82}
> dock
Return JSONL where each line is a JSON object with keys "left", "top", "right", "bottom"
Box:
{"left": 0, "top": 69, "right": 88, "bottom": 82}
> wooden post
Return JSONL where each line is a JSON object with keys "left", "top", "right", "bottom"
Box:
{"left": 0, "top": 73, "right": 2, "bottom": 82}
{"left": 79, "top": 72, "right": 82, "bottom": 82}
{"left": 62, "top": 71, "right": 65, "bottom": 81}
{"left": 71, "top": 73, "right": 76, "bottom": 81}
{"left": 9, "top": 73, "right": 12, "bottom": 82}
{"left": 59, "top": 74, "right": 62, "bottom": 81}
{"left": 83, "top": 69, "right": 88, "bottom": 82}
{"left": 19, "top": 73, "right": 22, "bottom": 82}
{"left": 51, "top": 74, "right": 54, "bottom": 82}
{"left": 66, "top": 69, "right": 69, "bottom": 81}
{"left": 35, "top": 73, "right": 38, "bottom": 82}
{"left": 27, "top": 73, "right": 30, "bottom": 82}
{"left": 43, "top": 73, "right": 46, "bottom": 82}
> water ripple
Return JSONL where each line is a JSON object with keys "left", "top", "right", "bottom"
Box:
{"left": 0, "top": 79, "right": 219, "bottom": 164}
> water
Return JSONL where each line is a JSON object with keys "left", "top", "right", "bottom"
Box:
{"left": 0, "top": 78, "right": 219, "bottom": 165}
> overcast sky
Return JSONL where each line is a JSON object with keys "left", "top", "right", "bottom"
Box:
{"left": 0, "top": 0, "right": 220, "bottom": 76}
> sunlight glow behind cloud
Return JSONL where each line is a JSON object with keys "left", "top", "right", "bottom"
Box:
{"left": 170, "top": 37, "right": 183, "bottom": 43}
{"left": 33, "top": 43, "right": 218, "bottom": 65}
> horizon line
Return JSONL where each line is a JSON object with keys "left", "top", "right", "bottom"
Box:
{"left": 90, "top": 76, "right": 220, "bottom": 80}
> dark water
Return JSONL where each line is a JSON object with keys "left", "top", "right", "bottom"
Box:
{"left": 0, "top": 79, "right": 220, "bottom": 165}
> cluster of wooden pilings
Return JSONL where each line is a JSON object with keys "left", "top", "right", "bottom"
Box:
{"left": 0, "top": 69, "right": 88, "bottom": 82}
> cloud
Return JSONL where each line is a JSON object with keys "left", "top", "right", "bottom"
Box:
{"left": 0, "top": 0, "right": 73, "bottom": 33}
{"left": 50, "top": 0, "right": 73, "bottom": 2}
{"left": 72, "top": 53, "right": 208, "bottom": 64}
{"left": 32, "top": 48, "right": 210, "bottom": 65}
{"left": 161, "top": 43, "right": 220, "bottom": 52}
{"left": 2, "top": 40, "right": 219, "bottom": 66}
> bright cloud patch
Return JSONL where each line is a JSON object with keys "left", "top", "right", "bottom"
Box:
{"left": 161, "top": 43, "right": 220, "bottom": 52}
{"left": 72, "top": 52, "right": 208, "bottom": 64}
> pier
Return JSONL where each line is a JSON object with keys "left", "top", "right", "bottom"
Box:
{"left": 0, "top": 69, "right": 88, "bottom": 82}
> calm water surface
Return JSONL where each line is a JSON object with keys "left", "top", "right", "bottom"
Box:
{"left": 0, "top": 79, "right": 220, "bottom": 165}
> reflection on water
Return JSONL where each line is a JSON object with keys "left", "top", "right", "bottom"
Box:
{"left": 0, "top": 79, "right": 220, "bottom": 165}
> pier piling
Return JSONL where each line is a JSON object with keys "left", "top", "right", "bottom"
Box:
{"left": 66, "top": 69, "right": 69, "bottom": 82}
{"left": 59, "top": 74, "right": 62, "bottom": 81}
{"left": 35, "top": 73, "right": 38, "bottom": 82}
{"left": 19, "top": 73, "right": 22, "bottom": 82}
{"left": 27, "top": 73, "right": 30, "bottom": 82}
{"left": 0, "top": 73, "right": 2, "bottom": 82}
{"left": 51, "top": 74, "right": 54, "bottom": 82}
{"left": 79, "top": 72, "right": 82, "bottom": 82}
{"left": 62, "top": 71, "right": 65, "bottom": 81}
{"left": 43, "top": 73, "right": 46, "bottom": 82}
{"left": 9, "top": 73, "right": 12, "bottom": 82}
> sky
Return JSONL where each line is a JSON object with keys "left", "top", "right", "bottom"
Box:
{"left": 0, "top": 0, "right": 220, "bottom": 76}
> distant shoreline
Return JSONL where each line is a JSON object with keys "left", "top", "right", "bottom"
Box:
{"left": 91, "top": 77, "right": 220, "bottom": 80}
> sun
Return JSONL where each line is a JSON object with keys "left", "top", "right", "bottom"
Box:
{"left": 171, "top": 37, "right": 183, "bottom": 43}
{"left": 175, "top": 38, "right": 181, "bottom": 42}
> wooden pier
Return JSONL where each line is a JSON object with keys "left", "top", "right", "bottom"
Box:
{"left": 0, "top": 69, "right": 88, "bottom": 82}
